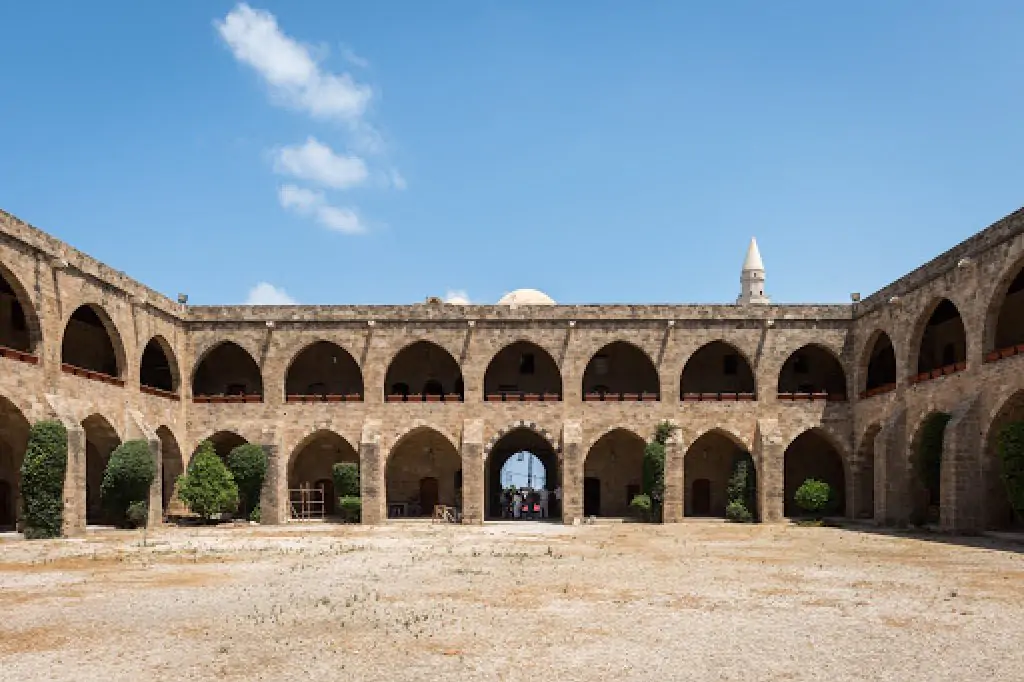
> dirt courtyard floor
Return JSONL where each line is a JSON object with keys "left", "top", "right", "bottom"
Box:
{"left": 0, "top": 521, "right": 1022, "bottom": 681}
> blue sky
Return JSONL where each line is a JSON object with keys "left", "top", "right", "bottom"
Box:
{"left": 1, "top": 2, "right": 1022, "bottom": 306}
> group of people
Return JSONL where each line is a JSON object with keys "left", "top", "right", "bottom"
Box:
{"left": 501, "top": 486, "right": 561, "bottom": 520}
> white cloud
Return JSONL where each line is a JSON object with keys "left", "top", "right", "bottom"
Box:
{"left": 246, "top": 282, "right": 296, "bottom": 305}
{"left": 443, "top": 289, "right": 471, "bottom": 305}
{"left": 273, "top": 137, "right": 367, "bottom": 189}
{"left": 389, "top": 169, "right": 407, "bottom": 191}
{"left": 341, "top": 45, "right": 369, "bottom": 69}
{"left": 215, "top": 3, "right": 372, "bottom": 122}
{"left": 277, "top": 184, "right": 366, "bottom": 235}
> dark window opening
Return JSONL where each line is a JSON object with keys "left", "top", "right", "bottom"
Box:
{"left": 723, "top": 354, "right": 738, "bottom": 375}
{"left": 519, "top": 353, "right": 535, "bottom": 375}
{"left": 391, "top": 382, "right": 410, "bottom": 397}
{"left": 10, "top": 302, "right": 25, "bottom": 331}
{"left": 423, "top": 379, "right": 443, "bottom": 396}
{"left": 794, "top": 354, "right": 809, "bottom": 374}
{"left": 140, "top": 339, "right": 174, "bottom": 392}
{"left": 226, "top": 383, "right": 246, "bottom": 396}
{"left": 306, "top": 382, "right": 328, "bottom": 397}
{"left": 941, "top": 343, "right": 956, "bottom": 367}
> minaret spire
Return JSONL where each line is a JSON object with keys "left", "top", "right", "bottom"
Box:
{"left": 737, "top": 237, "right": 769, "bottom": 305}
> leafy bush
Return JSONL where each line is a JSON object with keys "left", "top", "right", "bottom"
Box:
{"left": 249, "top": 505, "right": 261, "bottom": 523}
{"left": 641, "top": 421, "right": 676, "bottom": 522}
{"left": 629, "top": 493, "right": 652, "bottom": 521}
{"left": 726, "top": 454, "right": 757, "bottom": 521}
{"left": 917, "top": 412, "right": 951, "bottom": 497}
{"left": 332, "top": 462, "right": 360, "bottom": 498}
{"left": 795, "top": 479, "right": 831, "bottom": 516}
{"left": 177, "top": 441, "right": 238, "bottom": 521}
{"left": 338, "top": 496, "right": 361, "bottom": 523}
{"left": 997, "top": 421, "right": 1024, "bottom": 518}
{"left": 126, "top": 501, "right": 149, "bottom": 528}
{"left": 725, "top": 500, "right": 753, "bottom": 523}
{"left": 100, "top": 440, "right": 156, "bottom": 528}
{"left": 20, "top": 420, "right": 68, "bottom": 539}
{"left": 225, "top": 443, "right": 266, "bottom": 518}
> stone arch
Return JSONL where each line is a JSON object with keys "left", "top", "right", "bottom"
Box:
{"left": 984, "top": 253, "right": 1024, "bottom": 354}
{"left": 684, "top": 428, "right": 753, "bottom": 518}
{"left": 583, "top": 427, "right": 646, "bottom": 517}
{"left": 140, "top": 335, "right": 179, "bottom": 393}
{"left": 782, "top": 427, "right": 848, "bottom": 517}
{"left": 582, "top": 341, "right": 659, "bottom": 400}
{"left": 384, "top": 340, "right": 464, "bottom": 402}
{"left": 854, "top": 423, "right": 882, "bottom": 520}
{"left": 156, "top": 426, "right": 183, "bottom": 517}
{"left": 385, "top": 426, "right": 461, "bottom": 517}
{"left": 198, "top": 430, "right": 248, "bottom": 460}
{"left": 777, "top": 343, "right": 847, "bottom": 399}
{"left": 285, "top": 340, "right": 364, "bottom": 400}
{"left": 0, "top": 262, "right": 41, "bottom": 354}
{"left": 981, "top": 389, "right": 1024, "bottom": 529}
{"left": 680, "top": 340, "right": 756, "bottom": 399}
{"left": 860, "top": 330, "right": 897, "bottom": 395}
{"left": 909, "top": 298, "right": 967, "bottom": 378}
{"left": 82, "top": 413, "right": 121, "bottom": 525}
{"left": 62, "top": 303, "right": 125, "bottom": 378}
{"left": 484, "top": 425, "right": 560, "bottom": 520}
{"left": 0, "top": 395, "right": 30, "bottom": 529}
{"left": 192, "top": 341, "right": 263, "bottom": 398}
{"left": 288, "top": 429, "right": 359, "bottom": 516}
{"left": 483, "top": 340, "right": 562, "bottom": 400}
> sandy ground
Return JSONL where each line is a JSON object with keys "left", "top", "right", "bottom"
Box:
{"left": 0, "top": 521, "right": 1022, "bottom": 681}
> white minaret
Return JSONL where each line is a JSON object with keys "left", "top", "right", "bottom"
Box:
{"left": 737, "top": 237, "right": 770, "bottom": 305}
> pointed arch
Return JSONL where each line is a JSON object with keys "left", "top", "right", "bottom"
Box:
{"left": 384, "top": 340, "right": 463, "bottom": 402}
{"left": 198, "top": 430, "right": 248, "bottom": 460}
{"left": 483, "top": 340, "right": 562, "bottom": 400}
{"left": 0, "top": 262, "right": 41, "bottom": 354}
{"left": 385, "top": 426, "right": 461, "bottom": 517}
{"left": 140, "top": 335, "right": 179, "bottom": 393}
{"left": 985, "top": 254, "right": 1024, "bottom": 355}
{"left": 192, "top": 341, "right": 263, "bottom": 399}
{"left": 582, "top": 341, "right": 659, "bottom": 400}
{"left": 777, "top": 343, "right": 847, "bottom": 400}
{"left": 860, "top": 330, "right": 897, "bottom": 396}
{"left": 982, "top": 389, "right": 1024, "bottom": 530}
{"left": 583, "top": 427, "right": 646, "bottom": 517}
{"left": 285, "top": 340, "right": 364, "bottom": 401}
{"left": 684, "top": 428, "right": 754, "bottom": 518}
{"left": 680, "top": 340, "right": 756, "bottom": 399}
{"left": 62, "top": 304, "right": 125, "bottom": 378}
{"left": 910, "top": 298, "right": 967, "bottom": 379}
{"left": 782, "top": 427, "right": 848, "bottom": 517}
{"left": 484, "top": 424, "right": 560, "bottom": 520}
{"left": 0, "top": 395, "right": 30, "bottom": 528}
{"left": 288, "top": 429, "right": 359, "bottom": 516}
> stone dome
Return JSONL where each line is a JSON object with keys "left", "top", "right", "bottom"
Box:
{"left": 497, "top": 288, "right": 556, "bottom": 306}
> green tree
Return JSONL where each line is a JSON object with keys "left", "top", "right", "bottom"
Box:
{"left": 725, "top": 453, "right": 757, "bottom": 522}
{"left": 338, "top": 496, "right": 361, "bottom": 523}
{"left": 795, "top": 479, "right": 831, "bottom": 517}
{"left": 20, "top": 420, "right": 68, "bottom": 539}
{"left": 642, "top": 421, "right": 676, "bottom": 522}
{"left": 225, "top": 443, "right": 266, "bottom": 518}
{"left": 100, "top": 440, "right": 156, "bottom": 528}
{"left": 177, "top": 441, "right": 238, "bottom": 521}
{"left": 332, "top": 462, "right": 360, "bottom": 498}
{"left": 997, "top": 421, "right": 1024, "bottom": 519}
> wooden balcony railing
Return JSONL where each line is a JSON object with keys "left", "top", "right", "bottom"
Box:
{"left": 141, "top": 385, "right": 180, "bottom": 401}
{"left": 285, "top": 394, "right": 363, "bottom": 403}
{"left": 776, "top": 392, "right": 847, "bottom": 402}
{"left": 985, "top": 344, "right": 1024, "bottom": 364}
{"left": 193, "top": 394, "right": 263, "bottom": 404}
{"left": 908, "top": 361, "right": 967, "bottom": 385}
{"left": 583, "top": 392, "right": 659, "bottom": 402}
{"left": 859, "top": 383, "right": 897, "bottom": 400}
{"left": 61, "top": 362, "right": 124, "bottom": 387}
{"left": 386, "top": 394, "right": 463, "bottom": 403}
{"left": 484, "top": 393, "right": 561, "bottom": 402}
{"left": 681, "top": 392, "right": 756, "bottom": 402}
{"left": 0, "top": 345, "right": 38, "bottom": 365}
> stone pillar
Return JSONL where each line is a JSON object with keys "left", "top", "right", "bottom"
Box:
{"left": 62, "top": 420, "right": 86, "bottom": 537}
{"left": 359, "top": 419, "right": 384, "bottom": 524}
{"left": 127, "top": 411, "right": 162, "bottom": 528}
{"left": 561, "top": 420, "right": 583, "bottom": 523}
{"left": 754, "top": 419, "right": 784, "bottom": 522}
{"left": 461, "top": 419, "right": 484, "bottom": 525}
{"left": 259, "top": 428, "right": 285, "bottom": 525}
{"left": 941, "top": 395, "right": 982, "bottom": 533}
{"left": 876, "top": 408, "right": 908, "bottom": 526}
{"left": 662, "top": 423, "right": 685, "bottom": 523}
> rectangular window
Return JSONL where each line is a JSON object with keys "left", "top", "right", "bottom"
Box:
{"left": 723, "top": 354, "right": 738, "bottom": 375}
{"left": 519, "top": 353, "right": 535, "bottom": 375}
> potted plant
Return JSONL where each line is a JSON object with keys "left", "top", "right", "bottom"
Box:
{"left": 444, "top": 393, "right": 461, "bottom": 402}
{"left": 485, "top": 393, "right": 502, "bottom": 402}
{"left": 584, "top": 393, "right": 601, "bottom": 402}
{"left": 524, "top": 393, "right": 540, "bottom": 402}
{"left": 641, "top": 392, "right": 658, "bottom": 402}
{"left": 622, "top": 393, "right": 639, "bottom": 401}
{"left": 386, "top": 394, "right": 404, "bottom": 403}
{"left": 543, "top": 392, "right": 560, "bottom": 401}
{"left": 346, "top": 394, "right": 362, "bottom": 402}
{"left": 604, "top": 393, "right": 621, "bottom": 401}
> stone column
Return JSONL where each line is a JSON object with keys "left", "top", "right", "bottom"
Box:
{"left": 876, "top": 408, "right": 908, "bottom": 526}
{"left": 127, "top": 411, "right": 162, "bottom": 528}
{"left": 662, "top": 422, "right": 685, "bottom": 523}
{"left": 259, "top": 428, "right": 285, "bottom": 525}
{"left": 359, "top": 419, "right": 384, "bottom": 524}
{"left": 561, "top": 420, "right": 583, "bottom": 523}
{"left": 461, "top": 419, "right": 484, "bottom": 525}
{"left": 62, "top": 420, "right": 86, "bottom": 537}
{"left": 941, "top": 395, "right": 982, "bottom": 533}
{"left": 754, "top": 418, "right": 784, "bottom": 522}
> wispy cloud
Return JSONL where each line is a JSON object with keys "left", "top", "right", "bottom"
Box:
{"left": 443, "top": 289, "right": 471, "bottom": 305}
{"left": 273, "top": 137, "right": 367, "bottom": 189}
{"left": 341, "top": 45, "right": 370, "bottom": 69}
{"left": 278, "top": 184, "right": 366, "bottom": 235}
{"left": 246, "top": 282, "right": 297, "bottom": 305}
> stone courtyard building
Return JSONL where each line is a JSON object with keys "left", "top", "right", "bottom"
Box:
{"left": 1, "top": 205, "right": 1023, "bottom": 534}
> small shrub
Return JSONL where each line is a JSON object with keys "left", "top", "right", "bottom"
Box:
{"left": 249, "top": 505, "right": 261, "bottom": 523}
{"left": 725, "top": 500, "right": 752, "bottom": 523}
{"left": 177, "top": 441, "right": 238, "bottom": 521}
{"left": 101, "top": 440, "right": 156, "bottom": 527}
{"left": 20, "top": 420, "right": 69, "bottom": 539}
{"left": 629, "top": 493, "right": 652, "bottom": 521}
{"left": 726, "top": 454, "right": 758, "bottom": 521}
{"left": 332, "top": 462, "right": 360, "bottom": 498}
{"left": 642, "top": 421, "right": 676, "bottom": 522}
{"left": 795, "top": 479, "right": 831, "bottom": 517}
{"left": 997, "top": 421, "right": 1024, "bottom": 518}
{"left": 338, "top": 496, "right": 361, "bottom": 523}
{"left": 225, "top": 443, "right": 266, "bottom": 518}
{"left": 126, "top": 501, "right": 149, "bottom": 528}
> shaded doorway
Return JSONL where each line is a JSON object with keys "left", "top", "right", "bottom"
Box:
{"left": 691, "top": 479, "right": 711, "bottom": 516}
{"left": 420, "top": 477, "right": 439, "bottom": 512}
{"left": 783, "top": 429, "right": 847, "bottom": 517}
{"left": 386, "top": 427, "right": 461, "bottom": 518}
{"left": 485, "top": 428, "right": 559, "bottom": 521}
{"left": 583, "top": 429, "right": 645, "bottom": 517}
{"left": 583, "top": 477, "right": 601, "bottom": 517}
{"left": 289, "top": 430, "right": 359, "bottom": 518}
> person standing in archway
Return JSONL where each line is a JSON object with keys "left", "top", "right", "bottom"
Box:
{"left": 513, "top": 490, "right": 522, "bottom": 519}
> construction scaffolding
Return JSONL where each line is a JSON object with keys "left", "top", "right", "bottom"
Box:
{"left": 289, "top": 485, "right": 325, "bottom": 520}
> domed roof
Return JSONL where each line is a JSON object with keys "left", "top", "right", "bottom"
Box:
{"left": 497, "top": 288, "right": 556, "bottom": 306}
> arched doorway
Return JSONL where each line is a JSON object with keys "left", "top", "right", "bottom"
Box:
{"left": 483, "top": 341, "right": 562, "bottom": 400}
{"left": 83, "top": 414, "right": 121, "bottom": 525}
{"left": 684, "top": 430, "right": 750, "bottom": 518}
{"left": 285, "top": 341, "right": 364, "bottom": 401}
{"left": 783, "top": 429, "right": 846, "bottom": 517}
{"left": 777, "top": 344, "right": 847, "bottom": 399}
{"left": 680, "top": 341, "right": 756, "bottom": 399}
{"left": 989, "top": 264, "right": 1024, "bottom": 353}
{"left": 0, "top": 396, "right": 30, "bottom": 529}
{"left": 62, "top": 304, "right": 122, "bottom": 378}
{"left": 0, "top": 266, "right": 40, "bottom": 354}
{"left": 909, "top": 412, "right": 950, "bottom": 525}
{"left": 384, "top": 341, "right": 464, "bottom": 402}
{"left": 485, "top": 428, "right": 559, "bottom": 520}
{"left": 855, "top": 424, "right": 880, "bottom": 520}
{"left": 386, "top": 428, "right": 461, "bottom": 518}
{"left": 582, "top": 342, "right": 659, "bottom": 400}
{"left": 983, "top": 390, "right": 1024, "bottom": 529}
{"left": 140, "top": 336, "right": 178, "bottom": 394}
{"left": 583, "top": 429, "right": 645, "bottom": 517}
{"left": 157, "top": 426, "right": 183, "bottom": 517}
{"left": 862, "top": 332, "right": 897, "bottom": 396}
{"left": 914, "top": 299, "right": 967, "bottom": 377}
{"left": 289, "top": 430, "right": 359, "bottom": 517}
{"left": 192, "top": 341, "right": 263, "bottom": 399}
